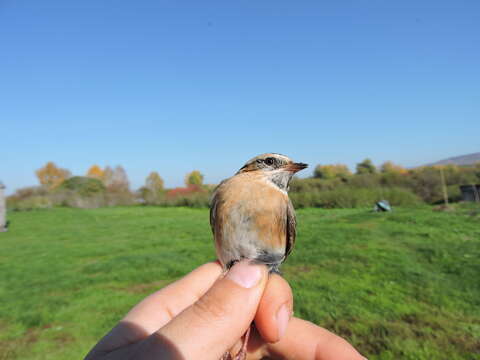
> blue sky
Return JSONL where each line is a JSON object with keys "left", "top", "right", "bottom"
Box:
{"left": 1, "top": 1, "right": 479, "bottom": 193}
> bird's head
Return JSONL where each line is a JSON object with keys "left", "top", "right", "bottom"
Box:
{"left": 237, "top": 153, "right": 308, "bottom": 191}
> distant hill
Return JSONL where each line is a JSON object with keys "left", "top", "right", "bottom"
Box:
{"left": 428, "top": 152, "right": 480, "bottom": 166}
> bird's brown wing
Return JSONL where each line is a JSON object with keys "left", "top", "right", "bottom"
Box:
{"left": 284, "top": 198, "right": 296, "bottom": 259}
{"left": 209, "top": 178, "right": 229, "bottom": 235}
{"left": 209, "top": 190, "right": 218, "bottom": 235}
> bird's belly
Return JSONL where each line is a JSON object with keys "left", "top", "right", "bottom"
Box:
{"left": 216, "top": 203, "right": 285, "bottom": 270}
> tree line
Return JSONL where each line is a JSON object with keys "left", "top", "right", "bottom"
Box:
{"left": 6, "top": 159, "right": 480, "bottom": 210}
{"left": 8, "top": 162, "right": 209, "bottom": 210}
{"left": 290, "top": 159, "right": 480, "bottom": 208}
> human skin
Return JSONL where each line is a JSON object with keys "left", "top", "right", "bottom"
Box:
{"left": 84, "top": 261, "right": 366, "bottom": 360}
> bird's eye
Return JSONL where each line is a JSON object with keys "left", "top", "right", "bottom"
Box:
{"left": 265, "top": 157, "right": 275, "bottom": 166}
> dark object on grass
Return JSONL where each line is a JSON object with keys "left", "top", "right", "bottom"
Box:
{"left": 374, "top": 200, "right": 392, "bottom": 212}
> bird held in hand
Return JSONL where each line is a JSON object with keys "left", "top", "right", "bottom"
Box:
{"left": 210, "top": 153, "right": 308, "bottom": 360}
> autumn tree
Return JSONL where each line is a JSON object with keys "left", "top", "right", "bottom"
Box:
{"left": 146, "top": 171, "right": 164, "bottom": 192}
{"left": 380, "top": 161, "right": 406, "bottom": 174}
{"left": 139, "top": 171, "right": 165, "bottom": 204}
{"left": 356, "top": 158, "right": 377, "bottom": 175}
{"left": 185, "top": 170, "right": 204, "bottom": 186}
{"left": 86, "top": 165, "right": 104, "bottom": 180}
{"left": 313, "top": 164, "right": 351, "bottom": 181}
{"left": 35, "top": 162, "right": 71, "bottom": 190}
{"left": 102, "top": 165, "right": 133, "bottom": 206}
{"left": 110, "top": 165, "right": 130, "bottom": 192}
{"left": 102, "top": 166, "right": 114, "bottom": 187}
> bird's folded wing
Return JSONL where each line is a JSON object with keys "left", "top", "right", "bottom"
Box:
{"left": 285, "top": 199, "right": 296, "bottom": 259}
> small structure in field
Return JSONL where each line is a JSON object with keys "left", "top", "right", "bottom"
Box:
{"left": 374, "top": 200, "right": 392, "bottom": 212}
{"left": 460, "top": 185, "right": 480, "bottom": 202}
{"left": 0, "top": 183, "right": 6, "bottom": 232}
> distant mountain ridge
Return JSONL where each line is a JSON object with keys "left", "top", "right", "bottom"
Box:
{"left": 428, "top": 152, "right": 480, "bottom": 166}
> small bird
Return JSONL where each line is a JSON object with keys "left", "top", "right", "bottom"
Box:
{"left": 210, "top": 153, "right": 308, "bottom": 360}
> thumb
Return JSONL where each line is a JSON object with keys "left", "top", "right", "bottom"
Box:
{"left": 143, "top": 261, "right": 268, "bottom": 359}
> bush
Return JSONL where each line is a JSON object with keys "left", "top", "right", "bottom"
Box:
{"left": 290, "top": 186, "right": 422, "bottom": 209}
{"left": 59, "top": 176, "right": 105, "bottom": 197}
{"left": 313, "top": 164, "right": 351, "bottom": 180}
{"left": 162, "top": 192, "right": 211, "bottom": 208}
{"left": 289, "top": 178, "right": 342, "bottom": 193}
{"left": 158, "top": 185, "right": 211, "bottom": 208}
{"left": 104, "top": 191, "right": 135, "bottom": 206}
{"left": 51, "top": 176, "right": 108, "bottom": 208}
{"left": 51, "top": 191, "right": 106, "bottom": 208}
{"left": 347, "top": 173, "right": 382, "bottom": 188}
{"left": 7, "top": 195, "right": 53, "bottom": 211}
{"left": 6, "top": 187, "right": 52, "bottom": 211}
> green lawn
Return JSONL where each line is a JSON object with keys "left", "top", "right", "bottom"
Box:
{"left": 0, "top": 206, "right": 479, "bottom": 359}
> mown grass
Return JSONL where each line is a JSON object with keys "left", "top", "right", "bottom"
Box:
{"left": 0, "top": 206, "right": 479, "bottom": 359}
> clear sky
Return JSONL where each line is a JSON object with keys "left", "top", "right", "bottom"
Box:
{"left": 1, "top": 1, "right": 479, "bottom": 193}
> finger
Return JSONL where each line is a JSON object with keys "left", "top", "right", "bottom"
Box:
{"left": 254, "top": 273, "right": 293, "bottom": 343}
{"left": 86, "top": 262, "right": 222, "bottom": 356}
{"left": 138, "top": 260, "right": 269, "bottom": 360}
{"left": 266, "top": 317, "right": 366, "bottom": 360}
{"left": 124, "top": 261, "right": 223, "bottom": 332}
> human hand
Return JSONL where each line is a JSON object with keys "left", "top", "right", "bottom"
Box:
{"left": 84, "top": 261, "right": 366, "bottom": 360}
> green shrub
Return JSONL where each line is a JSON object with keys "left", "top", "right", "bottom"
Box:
{"left": 446, "top": 185, "right": 462, "bottom": 203}
{"left": 159, "top": 192, "right": 211, "bottom": 208}
{"left": 290, "top": 178, "right": 341, "bottom": 193}
{"left": 6, "top": 186, "right": 52, "bottom": 211}
{"left": 7, "top": 195, "right": 53, "bottom": 211}
{"left": 104, "top": 191, "right": 135, "bottom": 206}
{"left": 347, "top": 174, "right": 382, "bottom": 188}
{"left": 58, "top": 176, "right": 105, "bottom": 197}
{"left": 290, "top": 187, "right": 422, "bottom": 209}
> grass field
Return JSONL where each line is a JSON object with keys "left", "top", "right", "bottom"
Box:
{"left": 0, "top": 206, "right": 479, "bottom": 359}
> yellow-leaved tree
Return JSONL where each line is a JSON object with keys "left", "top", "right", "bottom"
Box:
{"left": 102, "top": 166, "right": 114, "bottom": 188}
{"left": 380, "top": 161, "right": 407, "bottom": 174}
{"left": 313, "top": 164, "right": 351, "bottom": 180}
{"left": 86, "top": 165, "right": 104, "bottom": 180}
{"left": 35, "top": 162, "right": 71, "bottom": 190}
{"left": 139, "top": 171, "right": 165, "bottom": 204}
{"left": 146, "top": 171, "right": 164, "bottom": 193}
{"left": 185, "top": 170, "right": 204, "bottom": 186}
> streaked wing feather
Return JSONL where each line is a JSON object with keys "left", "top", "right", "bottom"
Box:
{"left": 285, "top": 199, "right": 296, "bottom": 259}
{"left": 209, "top": 191, "right": 218, "bottom": 235}
{"left": 209, "top": 178, "right": 229, "bottom": 235}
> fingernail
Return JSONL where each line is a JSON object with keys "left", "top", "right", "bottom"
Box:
{"left": 276, "top": 303, "right": 290, "bottom": 340}
{"left": 226, "top": 261, "right": 263, "bottom": 288}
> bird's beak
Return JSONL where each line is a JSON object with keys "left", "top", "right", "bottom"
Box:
{"left": 286, "top": 162, "right": 308, "bottom": 173}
